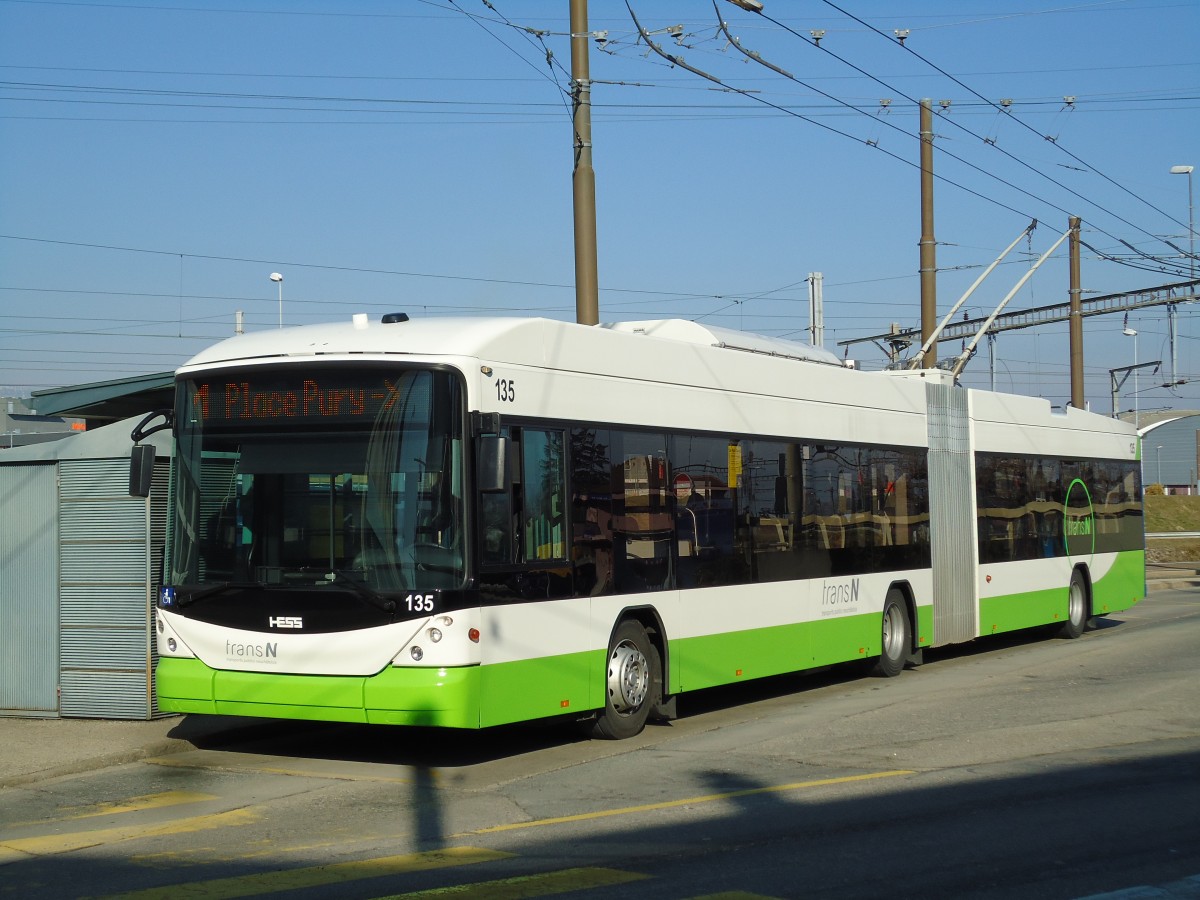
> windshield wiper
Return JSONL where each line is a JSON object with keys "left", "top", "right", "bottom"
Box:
{"left": 175, "top": 581, "right": 261, "bottom": 608}
{"left": 327, "top": 569, "right": 397, "bottom": 614}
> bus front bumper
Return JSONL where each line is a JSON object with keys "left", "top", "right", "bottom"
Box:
{"left": 155, "top": 657, "right": 482, "bottom": 728}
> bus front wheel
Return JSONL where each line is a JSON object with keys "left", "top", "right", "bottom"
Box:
{"left": 871, "top": 590, "right": 911, "bottom": 678}
{"left": 593, "top": 620, "right": 660, "bottom": 740}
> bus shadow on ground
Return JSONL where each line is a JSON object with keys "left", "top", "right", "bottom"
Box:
{"left": 13, "top": 737, "right": 1199, "bottom": 900}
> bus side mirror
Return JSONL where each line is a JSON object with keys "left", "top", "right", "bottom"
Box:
{"left": 477, "top": 435, "right": 508, "bottom": 493}
{"left": 131, "top": 408, "right": 172, "bottom": 444}
{"left": 130, "top": 444, "right": 156, "bottom": 497}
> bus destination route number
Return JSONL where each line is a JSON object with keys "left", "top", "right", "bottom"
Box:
{"left": 405, "top": 593, "right": 436, "bottom": 613}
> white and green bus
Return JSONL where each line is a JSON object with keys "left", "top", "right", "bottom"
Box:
{"left": 137, "top": 315, "right": 1144, "bottom": 739}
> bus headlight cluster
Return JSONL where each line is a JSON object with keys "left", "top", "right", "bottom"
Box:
{"left": 405, "top": 615, "right": 478, "bottom": 664}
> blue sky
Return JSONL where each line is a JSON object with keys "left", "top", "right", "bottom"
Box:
{"left": 1, "top": 0, "right": 1197, "bottom": 416}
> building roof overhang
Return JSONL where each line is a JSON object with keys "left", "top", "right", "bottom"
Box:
{"left": 31, "top": 372, "right": 175, "bottom": 422}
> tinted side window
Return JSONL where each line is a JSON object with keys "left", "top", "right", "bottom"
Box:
{"left": 612, "top": 432, "right": 673, "bottom": 593}
{"left": 670, "top": 434, "right": 741, "bottom": 587}
{"left": 521, "top": 430, "right": 566, "bottom": 562}
{"left": 571, "top": 428, "right": 614, "bottom": 596}
{"left": 976, "top": 453, "right": 1142, "bottom": 562}
{"left": 478, "top": 426, "right": 570, "bottom": 601}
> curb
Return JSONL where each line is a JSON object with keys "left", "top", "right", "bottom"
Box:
{"left": 0, "top": 738, "right": 195, "bottom": 790}
{"left": 1146, "top": 579, "right": 1200, "bottom": 593}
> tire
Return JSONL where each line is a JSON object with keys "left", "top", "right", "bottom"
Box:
{"left": 593, "top": 620, "right": 661, "bottom": 740}
{"left": 871, "top": 590, "right": 911, "bottom": 678}
{"left": 1058, "top": 569, "right": 1089, "bottom": 639}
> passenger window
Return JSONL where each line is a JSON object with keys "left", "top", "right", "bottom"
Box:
{"left": 477, "top": 426, "right": 571, "bottom": 602}
{"left": 479, "top": 427, "right": 514, "bottom": 566}
{"left": 670, "top": 434, "right": 740, "bottom": 587}
{"left": 613, "top": 434, "right": 672, "bottom": 592}
{"left": 521, "top": 429, "right": 566, "bottom": 562}
{"left": 571, "top": 428, "right": 614, "bottom": 596}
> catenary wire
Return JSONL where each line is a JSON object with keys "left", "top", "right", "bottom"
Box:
{"left": 743, "top": 4, "right": 1192, "bottom": 274}
{"left": 813, "top": 0, "right": 1192, "bottom": 236}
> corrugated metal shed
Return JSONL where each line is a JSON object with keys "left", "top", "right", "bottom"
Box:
{"left": 0, "top": 463, "right": 59, "bottom": 716}
{"left": 0, "top": 418, "right": 171, "bottom": 719}
{"left": 1138, "top": 412, "right": 1200, "bottom": 492}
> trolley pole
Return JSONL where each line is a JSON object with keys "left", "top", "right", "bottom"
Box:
{"left": 919, "top": 99, "right": 937, "bottom": 368}
{"left": 1068, "top": 216, "right": 1084, "bottom": 409}
{"left": 570, "top": 0, "right": 600, "bottom": 326}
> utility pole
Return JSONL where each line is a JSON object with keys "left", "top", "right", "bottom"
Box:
{"left": 570, "top": 0, "right": 599, "bottom": 326}
{"left": 919, "top": 99, "right": 937, "bottom": 368}
{"left": 1068, "top": 216, "right": 1084, "bottom": 409}
{"left": 808, "top": 272, "right": 824, "bottom": 347}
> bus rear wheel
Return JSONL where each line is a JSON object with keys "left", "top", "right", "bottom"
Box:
{"left": 593, "top": 620, "right": 660, "bottom": 740}
{"left": 1059, "top": 569, "right": 1089, "bottom": 639}
{"left": 871, "top": 590, "right": 910, "bottom": 678}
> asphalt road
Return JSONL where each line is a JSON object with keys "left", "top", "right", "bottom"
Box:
{"left": 1, "top": 590, "right": 1198, "bottom": 900}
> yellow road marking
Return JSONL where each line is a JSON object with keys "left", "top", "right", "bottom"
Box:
{"left": 64, "top": 791, "right": 219, "bottom": 820}
{"left": 0, "top": 808, "right": 260, "bottom": 866}
{"left": 461, "top": 770, "right": 915, "bottom": 836}
{"left": 371, "top": 866, "right": 647, "bottom": 899}
{"left": 130, "top": 836, "right": 351, "bottom": 867}
{"left": 7, "top": 791, "right": 219, "bottom": 829}
{"left": 98, "top": 847, "right": 513, "bottom": 900}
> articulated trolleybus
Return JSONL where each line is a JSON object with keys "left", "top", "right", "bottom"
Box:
{"left": 135, "top": 314, "right": 1143, "bottom": 739}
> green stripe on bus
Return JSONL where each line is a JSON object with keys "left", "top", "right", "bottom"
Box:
{"left": 1092, "top": 550, "right": 1145, "bottom": 614}
{"left": 477, "top": 650, "right": 598, "bottom": 728}
{"left": 980, "top": 551, "right": 1144, "bottom": 634}
{"left": 980, "top": 585, "right": 1069, "bottom": 635}
{"left": 157, "top": 653, "right": 600, "bottom": 730}
{"left": 671, "top": 612, "right": 883, "bottom": 693}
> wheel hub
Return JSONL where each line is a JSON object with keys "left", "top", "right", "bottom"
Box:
{"left": 1069, "top": 580, "right": 1085, "bottom": 624}
{"left": 607, "top": 642, "right": 649, "bottom": 714}
{"left": 882, "top": 604, "right": 904, "bottom": 658}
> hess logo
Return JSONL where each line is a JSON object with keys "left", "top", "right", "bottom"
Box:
{"left": 268, "top": 616, "right": 304, "bottom": 629}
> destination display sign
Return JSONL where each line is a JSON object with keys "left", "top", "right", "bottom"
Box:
{"left": 183, "top": 370, "right": 412, "bottom": 427}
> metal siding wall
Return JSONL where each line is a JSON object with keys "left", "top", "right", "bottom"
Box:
{"left": 60, "top": 672, "right": 152, "bottom": 720}
{"left": 0, "top": 464, "right": 60, "bottom": 716}
{"left": 58, "top": 459, "right": 154, "bottom": 719}
{"left": 927, "top": 383, "right": 978, "bottom": 645}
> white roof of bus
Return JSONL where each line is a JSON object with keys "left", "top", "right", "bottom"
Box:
{"left": 173, "top": 312, "right": 1135, "bottom": 456}
{"left": 178, "top": 315, "right": 842, "bottom": 371}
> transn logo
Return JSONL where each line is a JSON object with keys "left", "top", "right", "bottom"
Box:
{"left": 268, "top": 616, "right": 304, "bottom": 629}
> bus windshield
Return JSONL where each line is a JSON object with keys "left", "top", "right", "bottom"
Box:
{"left": 169, "top": 366, "right": 465, "bottom": 599}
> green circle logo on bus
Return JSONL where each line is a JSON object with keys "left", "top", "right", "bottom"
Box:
{"left": 1063, "top": 477, "right": 1095, "bottom": 558}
